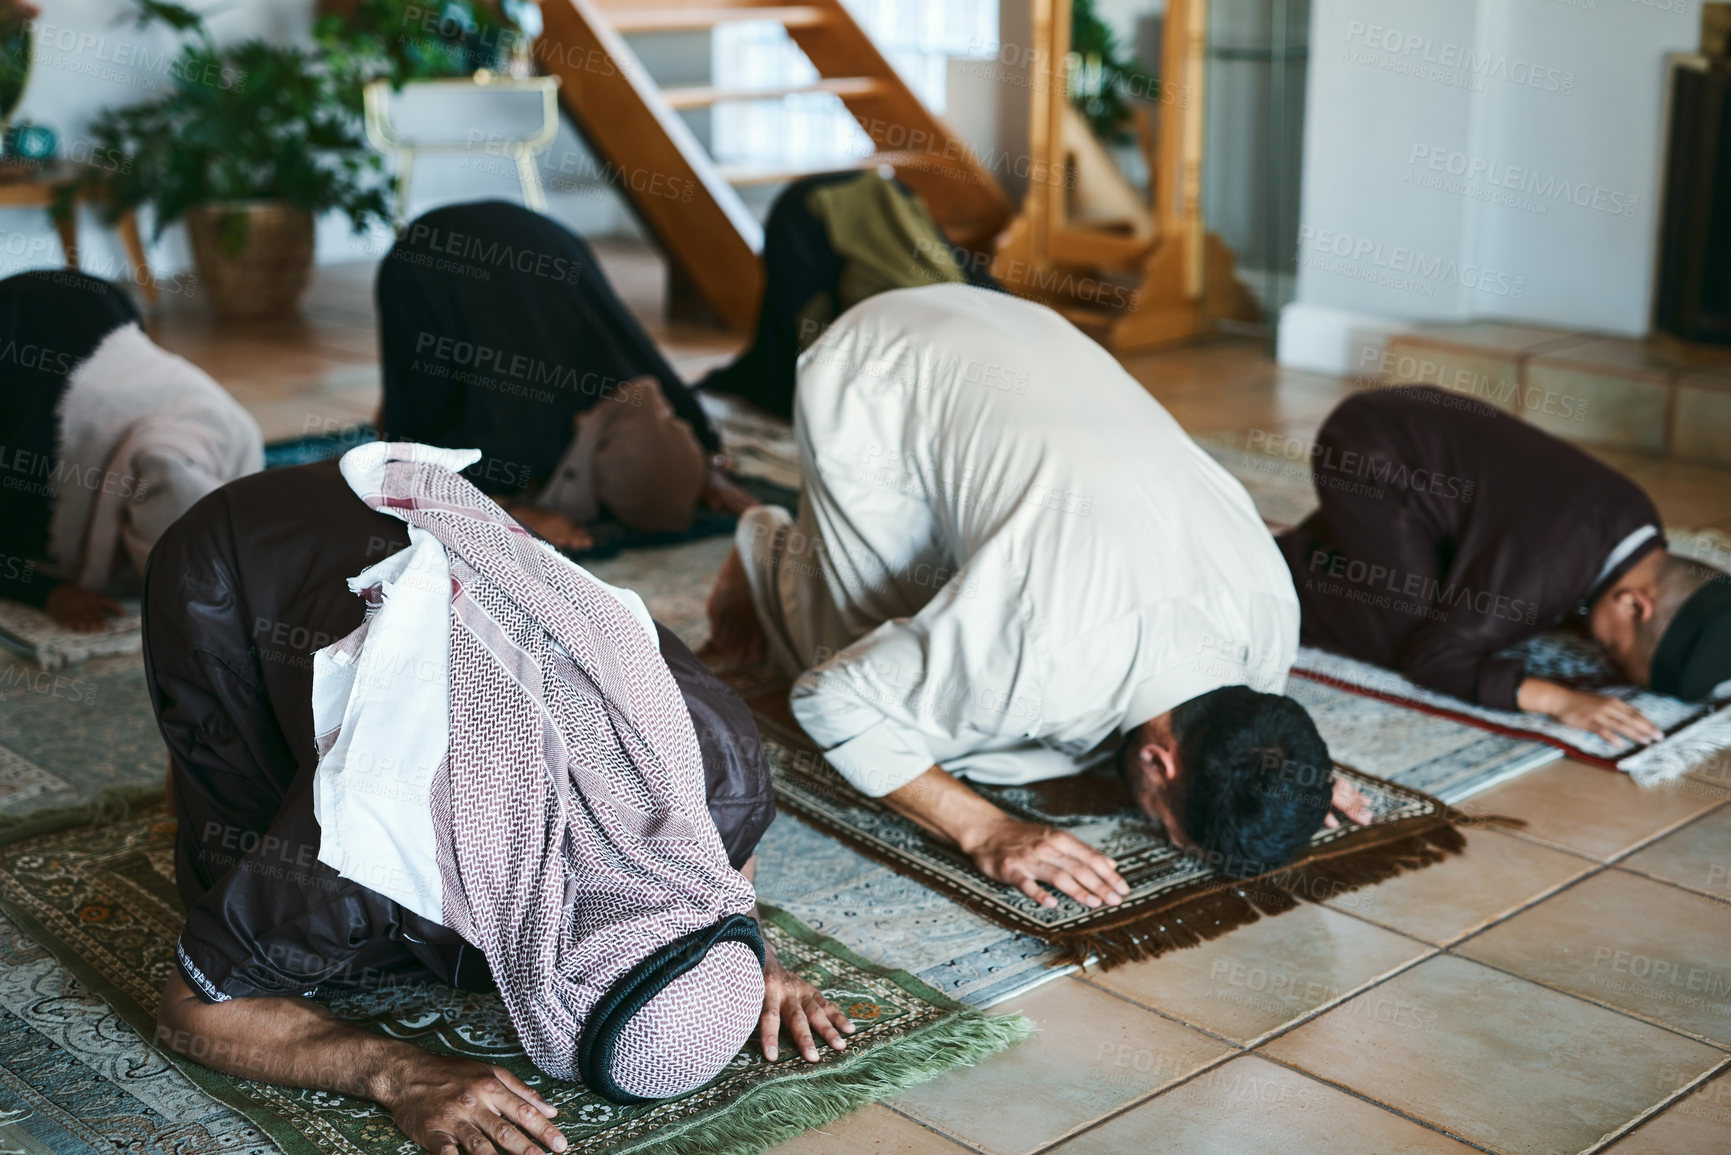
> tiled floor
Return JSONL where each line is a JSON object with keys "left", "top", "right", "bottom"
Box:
{"left": 1380, "top": 321, "right": 1731, "bottom": 466}
{"left": 150, "top": 250, "right": 1731, "bottom": 1155}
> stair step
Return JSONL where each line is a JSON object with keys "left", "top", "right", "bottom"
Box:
{"left": 716, "top": 150, "right": 926, "bottom": 186}
{"left": 661, "top": 76, "right": 885, "bottom": 109}
{"left": 607, "top": 6, "right": 831, "bottom": 33}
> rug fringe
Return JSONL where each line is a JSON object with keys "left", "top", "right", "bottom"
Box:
{"left": 1047, "top": 811, "right": 1491, "bottom": 971}
{"left": 1620, "top": 701, "right": 1731, "bottom": 786}
{"left": 613, "top": 1010, "right": 1035, "bottom": 1155}
{"left": 1047, "top": 883, "right": 1299, "bottom": 969}
{"left": 0, "top": 785, "right": 165, "bottom": 848}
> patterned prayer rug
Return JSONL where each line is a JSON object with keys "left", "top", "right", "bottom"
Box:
{"left": 1293, "top": 639, "right": 1731, "bottom": 785}
{"left": 0, "top": 597, "right": 141, "bottom": 671}
{"left": 746, "top": 707, "right": 1484, "bottom": 969}
{"left": 1284, "top": 677, "right": 1561, "bottom": 802}
{"left": 0, "top": 807, "right": 1031, "bottom": 1155}
{"left": 0, "top": 648, "right": 161, "bottom": 823}
{"left": 0, "top": 906, "right": 277, "bottom": 1154}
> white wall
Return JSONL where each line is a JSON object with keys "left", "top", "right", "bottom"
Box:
{"left": 1, "top": 2, "right": 696, "bottom": 285}
{"left": 1279, "top": 0, "right": 1697, "bottom": 373}
{"left": 5, "top": 1, "right": 340, "bottom": 282}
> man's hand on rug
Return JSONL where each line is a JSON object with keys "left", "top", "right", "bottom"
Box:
{"left": 963, "top": 817, "right": 1129, "bottom": 910}
{"left": 1518, "top": 678, "right": 1662, "bottom": 745}
{"left": 759, "top": 951, "right": 854, "bottom": 1063}
{"left": 1323, "top": 776, "right": 1373, "bottom": 828}
{"left": 44, "top": 583, "right": 123, "bottom": 631}
{"left": 154, "top": 971, "right": 564, "bottom": 1155}
{"left": 882, "top": 767, "right": 1128, "bottom": 910}
{"left": 382, "top": 1055, "right": 566, "bottom": 1155}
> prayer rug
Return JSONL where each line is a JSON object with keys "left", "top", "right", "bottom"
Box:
{"left": 744, "top": 704, "right": 1485, "bottom": 970}
{"left": 0, "top": 806, "right": 1032, "bottom": 1155}
{"left": 1293, "top": 640, "right": 1731, "bottom": 785}
{"left": 0, "top": 596, "right": 140, "bottom": 670}
{"left": 752, "top": 813, "right": 1066, "bottom": 1008}
{"left": 1285, "top": 677, "right": 1561, "bottom": 802}
{"left": 0, "top": 647, "right": 161, "bottom": 824}
{"left": 262, "top": 425, "right": 379, "bottom": 469}
{"left": 0, "top": 906, "right": 276, "bottom": 1154}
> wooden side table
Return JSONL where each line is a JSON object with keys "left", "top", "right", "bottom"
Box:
{"left": 0, "top": 160, "right": 157, "bottom": 303}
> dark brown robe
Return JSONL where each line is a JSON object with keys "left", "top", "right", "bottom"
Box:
{"left": 1276, "top": 386, "right": 1661, "bottom": 710}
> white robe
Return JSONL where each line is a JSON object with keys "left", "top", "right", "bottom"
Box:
{"left": 49, "top": 323, "right": 263, "bottom": 590}
{"left": 739, "top": 284, "right": 1299, "bottom": 797}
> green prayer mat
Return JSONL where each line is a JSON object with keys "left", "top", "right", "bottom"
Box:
{"left": 0, "top": 805, "right": 1031, "bottom": 1155}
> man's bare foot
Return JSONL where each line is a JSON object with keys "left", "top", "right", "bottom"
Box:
{"left": 706, "top": 545, "right": 767, "bottom": 663}
{"left": 510, "top": 506, "right": 595, "bottom": 552}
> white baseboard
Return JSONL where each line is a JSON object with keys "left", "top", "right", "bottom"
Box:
{"left": 1276, "top": 302, "right": 1417, "bottom": 377}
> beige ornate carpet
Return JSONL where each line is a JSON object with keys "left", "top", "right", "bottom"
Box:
{"left": 0, "top": 806, "right": 1030, "bottom": 1155}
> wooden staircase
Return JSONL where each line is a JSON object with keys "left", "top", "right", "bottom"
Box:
{"left": 535, "top": 0, "right": 1012, "bottom": 330}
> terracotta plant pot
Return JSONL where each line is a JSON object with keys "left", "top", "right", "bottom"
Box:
{"left": 184, "top": 200, "right": 315, "bottom": 320}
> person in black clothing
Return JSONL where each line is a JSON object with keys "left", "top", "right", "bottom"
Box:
{"left": 0, "top": 269, "right": 260, "bottom": 630}
{"left": 1278, "top": 385, "right": 1731, "bottom": 743}
{"left": 700, "top": 170, "right": 999, "bottom": 418}
{"left": 1, "top": 271, "right": 140, "bottom": 628}
{"left": 376, "top": 201, "right": 756, "bottom": 552}
{"left": 144, "top": 462, "right": 850, "bottom": 1152}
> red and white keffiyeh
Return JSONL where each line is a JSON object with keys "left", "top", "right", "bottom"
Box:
{"left": 327, "top": 442, "right": 761, "bottom": 1094}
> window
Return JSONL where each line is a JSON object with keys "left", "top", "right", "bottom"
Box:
{"left": 710, "top": 0, "right": 997, "bottom": 168}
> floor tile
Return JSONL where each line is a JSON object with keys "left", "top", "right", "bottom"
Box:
{"left": 1263, "top": 955, "right": 1724, "bottom": 1155}
{"left": 1049, "top": 1054, "right": 1477, "bottom": 1154}
{"left": 1458, "top": 868, "right": 1731, "bottom": 1045}
{"left": 888, "top": 978, "right": 1232, "bottom": 1155}
{"left": 1381, "top": 335, "right": 1525, "bottom": 415}
{"left": 1605, "top": 1065, "right": 1731, "bottom": 1153}
{"left": 1529, "top": 335, "right": 1722, "bottom": 375}
{"left": 765, "top": 1104, "right": 969, "bottom": 1154}
{"left": 1672, "top": 375, "right": 1731, "bottom": 468}
{"left": 1623, "top": 457, "right": 1731, "bottom": 527}
{"left": 1151, "top": 384, "right": 1347, "bottom": 442}
{"left": 1461, "top": 759, "right": 1729, "bottom": 861}
{"left": 1689, "top": 749, "right": 1731, "bottom": 796}
{"left": 1578, "top": 443, "right": 1664, "bottom": 475}
{"left": 1404, "top": 320, "right": 1589, "bottom": 354}
{"left": 1081, "top": 902, "right": 1431, "bottom": 1044}
{"left": 1321, "top": 827, "right": 1596, "bottom": 945}
{"left": 1617, "top": 804, "right": 1731, "bottom": 900}
{"left": 1521, "top": 358, "right": 1670, "bottom": 454}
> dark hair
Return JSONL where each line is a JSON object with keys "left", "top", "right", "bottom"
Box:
{"left": 1171, "top": 686, "right": 1332, "bottom": 878}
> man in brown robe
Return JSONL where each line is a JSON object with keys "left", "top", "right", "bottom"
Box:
{"left": 1277, "top": 386, "right": 1731, "bottom": 743}
{"left": 143, "top": 461, "right": 850, "bottom": 1153}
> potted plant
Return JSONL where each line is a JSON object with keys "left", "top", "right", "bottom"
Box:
{"left": 314, "top": 0, "right": 528, "bottom": 83}
{"left": 87, "top": 1, "right": 392, "bottom": 318}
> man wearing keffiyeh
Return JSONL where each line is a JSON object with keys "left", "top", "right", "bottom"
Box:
{"left": 143, "top": 445, "right": 850, "bottom": 1155}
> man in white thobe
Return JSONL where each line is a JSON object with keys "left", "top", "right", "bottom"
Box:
{"left": 708, "top": 285, "right": 1366, "bottom": 907}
